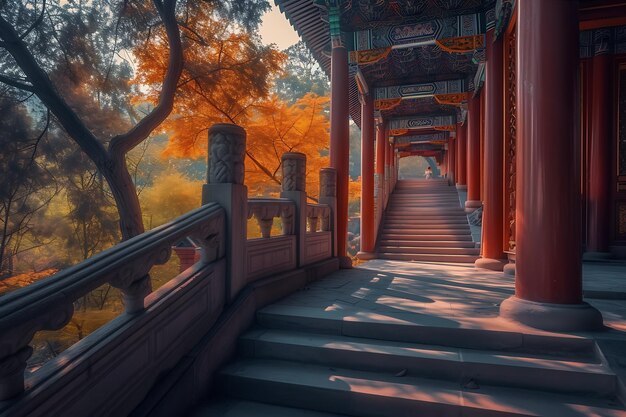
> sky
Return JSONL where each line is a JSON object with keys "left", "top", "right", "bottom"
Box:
{"left": 259, "top": 4, "right": 301, "bottom": 50}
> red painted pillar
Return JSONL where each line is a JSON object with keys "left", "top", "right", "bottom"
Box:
{"left": 383, "top": 122, "right": 393, "bottom": 197}
{"left": 500, "top": 0, "right": 602, "bottom": 331}
{"left": 456, "top": 123, "right": 467, "bottom": 189}
{"left": 465, "top": 94, "right": 481, "bottom": 212}
{"left": 376, "top": 120, "right": 386, "bottom": 215}
{"left": 476, "top": 30, "right": 506, "bottom": 271}
{"left": 358, "top": 93, "right": 376, "bottom": 259}
{"left": 448, "top": 137, "right": 456, "bottom": 185}
{"left": 330, "top": 44, "right": 352, "bottom": 267}
{"left": 587, "top": 51, "right": 612, "bottom": 256}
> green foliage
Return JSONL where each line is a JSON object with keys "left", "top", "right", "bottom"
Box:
{"left": 274, "top": 41, "right": 329, "bottom": 103}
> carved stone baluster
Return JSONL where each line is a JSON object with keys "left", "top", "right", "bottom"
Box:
{"left": 281, "top": 205, "right": 295, "bottom": 235}
{"left": 259, "top": 205, "right": 279, "bottom": 238}
{"left": 202, "top": 123, "right": 247, "bottom": 300}
{"left": 0, "top": 303, "right": 73, "bottom": 400}
{"left": 321, "top": 207, "right": 330, "bottom": 231}
{"left": 309, "top": 207, "right": 319, "bottom": 233}
{"left": 281, "top": 152, "right": 307, "bottom": 265}
{"left": 319, "top": 167, "right": 338, "bottom": 256}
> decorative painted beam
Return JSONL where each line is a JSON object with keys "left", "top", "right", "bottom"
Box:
{"left": 351, "top": 13, "right": 484, "bottom": 51}
{"left": 580, "top": 26, "right": 626, "bottom": 58}
{"left": 375, "top": 79, "right": 466, "bottom": 102}
{"left": 348, "top": 13, "right": 485, "bottom": 65}
{"left": 389, "top": 114, "right": 456, "bottom": 131}
{"left": 395, "top": 132, "right": 449, "bottom": 145}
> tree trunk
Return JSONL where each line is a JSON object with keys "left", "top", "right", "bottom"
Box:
{"left": 102, "top": 153, "right": 145, "bottom": 240}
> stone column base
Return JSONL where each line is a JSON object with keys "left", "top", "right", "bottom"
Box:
{"left": 455, "top": 184, "right": 467, "bottom": 190}
{"left": 499, "top": 296, "right": 604, "bottom": 332}
{"left": 582, "top": 251, "right": 612, "bottom": 261}
{"left": 356, "top": 251, "right": 376, "bottom": 261}
{"left": 464, "top": 200, "right": 482, "bottom": 213}
{"left": 503, "top": 262, "right": 516, "bottom": 276}
{"left": 475, "top": 257, "right": 506, "bottom": 271}
{"left": 338, "top": 255, "right": 353, "bottom": 269}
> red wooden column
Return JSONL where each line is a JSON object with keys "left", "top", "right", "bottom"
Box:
{"left": 329, "top": 43, "right": 352, "bottom": 267}
{"left": 376, "top": 119, "right": 386, "bottom": 216}
{"left": 358, "top": 93, "right": 376, "bottom": 259}
{"left": 500, "top": 0, "right": 603, "bottom": 331}
{"left": 586, "top": 48, "right": 612, "bottom": 257}
{"left": 383, "top": 122, "right": 393, "bottom": 198}
{"left": 476, "top": 29, "right": 506, "bottom": 271}
{"left": 456, "top": 123, "right": 467, "bottom": 189}
{"left": 448, "top": 137, "right": 456, "bottom": 185}
{"left": 465, "top": 94, "right": 481, "bottom": 212}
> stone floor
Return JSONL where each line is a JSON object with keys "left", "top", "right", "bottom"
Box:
{"left": 272, "top": 260, "right": 625, "bottom": 333}
{"left": 271, "top": 259, "right": 626, "bottom": 378}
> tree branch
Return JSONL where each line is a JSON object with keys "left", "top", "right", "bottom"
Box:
{"left": 0, "top": 73, "right": 34, "bottom": 91}
{"left": 108, "top": 0, "right": 183, "bottom": 155}
{"left": 19, "top": 0, "right": 46, "bottom": 40}
{"left": 0, "top": 14, "right": 108, "bottom": 167}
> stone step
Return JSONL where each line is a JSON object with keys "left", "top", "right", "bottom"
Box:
{"left": 239, "top": 329, "right": 617, "bottom": 396}
{"left": 390, "top": 195, "right": 460, "bottom": 199}
{"left": 383, "top": 219, "right": 470, "bottom": 225}
{"left": 379, "top": 234, "right": 473, "bottom": 241}
{"left": 377, "top": 246, "right": 480, "bottom": 255}
{"left": 220, "top": 360, "right": 624, "bottom": 417}
{"left": 387, "top": 205, "right": 462, "bottom": 210}
{"left": 381, "top": 231, "right": 472, "bottom": 237}
{"left": 390, "top": 204, "right": 459, "bottom": 206}
{"left": 191, "top": 399, "right": 347, "bottom": 417}
{"left": 256, "top": 305, "right": 596, "bottom": 356}
{"left": 378, "top": 252, "right": 479, "bottom": 263}
{"left": 386, "top": 207, "right": 466, "bottom": 212}
{"left": 383, "top": 223, "right": 470, "bottom": 229}
{"left": 384, "top": 213, "right": 468, "bottom": 219}
{"left": 381, "top": 229, "right": 472, "bottom": 236}
{"left": 378, "top": 240, "right": 476, "bottom": 248}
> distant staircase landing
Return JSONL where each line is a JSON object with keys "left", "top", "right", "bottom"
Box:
{"left": 378, "top": 179, "right": 479, "bottom": 263}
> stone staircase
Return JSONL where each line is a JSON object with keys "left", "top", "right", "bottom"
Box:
{"left": 377, "top": 179, "right": 479, "bottom": 263}
{"left": 193, "top": 303, "right": 625, "bottom": 417}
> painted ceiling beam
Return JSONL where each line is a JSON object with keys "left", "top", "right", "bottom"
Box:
{"left": 347, "top": 13, "right": 486, "bottom": 67}
{"left": 374, "top": 79, "right": 468, "bottom": 111}
{"left": 375, "top": 79, "right": 466, "bottom": 100}
{"left": 350, "top": 13, "right": 484, "bottom": 52}
{"left": 394, "top": 132, "right": 449, "bottom": 145}
{"left": 389, "top": 114, "right": 456, "bottom": 135}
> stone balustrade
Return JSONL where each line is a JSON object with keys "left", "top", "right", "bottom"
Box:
{"left": 0, "top": 123, "right": 338, "bottom": 416}
{"left": 0, "top": 203, "right": 225, "bottom": 403}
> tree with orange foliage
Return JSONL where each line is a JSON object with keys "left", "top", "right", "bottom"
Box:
{"left": 135, "top": 11, "right": 331, "bottom": 199}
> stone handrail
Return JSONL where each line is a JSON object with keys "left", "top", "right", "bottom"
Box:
{"left": 0, "top": 203, "right": 225, "bottom": 400}
{"left": 247, "top": 198, "right": 296, "bottom": 238}
{"left": 306, "top": 203, "right": 331, "bottom": 232}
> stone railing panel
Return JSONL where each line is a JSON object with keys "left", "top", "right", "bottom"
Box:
{"left": 246, "top": 236, "right": 297, "bottom": 282}
{"left": 247, "top": 198, "right": 295, "bottom": 239}
{"left": 304, "top": 232, "right": 332, "bottom": 265}
{"left": 0, "top": 204, "right": 225, "bottom": 401}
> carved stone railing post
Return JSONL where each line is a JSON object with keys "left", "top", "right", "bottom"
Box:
{"left": 202, "top": 123, "right": 247, "bottom": 301}
{"left": 319, "top": 167, "right": 338, "bottom": 257}
{"left": 280, "top": 152, "right": 307, "bottom": 266}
